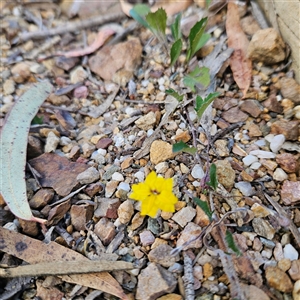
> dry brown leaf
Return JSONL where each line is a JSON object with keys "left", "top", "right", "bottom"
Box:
{"left": 226, "top": 2, "right": 252, "bottom": 97}
{"left": 29, "top": 153, "right": 88, "bottom": 196}
{"left": 0, "top": 227, "right": 129, "bottom": 300}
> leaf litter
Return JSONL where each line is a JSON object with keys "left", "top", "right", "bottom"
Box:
{"left": 1, "top": 1, "right": 300, "bottom": 299}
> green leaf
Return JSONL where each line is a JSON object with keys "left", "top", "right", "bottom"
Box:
{"left": 205, "top": 0, "right": 212, "bottom": 8}
{"left": 187, "top": 17, "right": 208, "bottom": 61}
{"left": 31, "top": 115, "right": 43, "bottom": 125}
{"left": 206, "top": 163, "right": 218, "bottom": 190}
{"left": 166, "top": 88, "right": 184, "bottom": 102}
{"left": 172, "top": 141, "right": 197, "bottom": 155}
{"left": 225, "top": 230, "right": 242, "bottom": 256}
{"left": 0, "top": 82, "right": 52, "bottom": 223}
{"left": 130, "top": 4, "right": 151, "bottom": 29}
{"left": 171, "top": 13, "right": 181, "bottom": 40}
{"left": 146, "top": 8, "right": 167, "bottom": 43}
{"left": 193, "top": 197, "right": 213, "bottom": 221}
{"left": 195, "top": 92, "right": 220, "bottom": 118}
{"left": 183, "top": 66, "right": 210, "bottom": 92}
{"left": 170, "top": 39, "right": 183, "bottom": 67}
{"left": 193, "top": 32, "right": 210, "bottom": 54}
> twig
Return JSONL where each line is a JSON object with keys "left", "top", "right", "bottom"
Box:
{"left": 0, "top": 260, "right": 134, "bottom": 278}
{"left": 24, "top": 35, "right": 61, "bottom": 60}
{"left": 264, "top": 192, "right": 300, "bottom": 248}
{"left": 55, "top": 225, "right": 74, "bottom": 247}
{"left": 18, "top": 11, "right": 126, "bottom": 42}
{"left": 49, "top": 185, "right": 87, "bottom": 207}
{"left": 183, "top": 251, "right": 195, "bottom": 300}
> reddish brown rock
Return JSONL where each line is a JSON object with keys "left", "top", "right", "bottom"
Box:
{"left": 136, "top": 263, "right": 177, "bottom": 300}
{"left": 248, "top": 123, "right": 262, "bottom": 137}
{"left": 96, "top": 137, "right": 113, "bottom": 149}
{"left": 289, "top": 259, "right": 300, "bottom": 281}
{"left": 240, "top": 100, "right": 263, "bottom": 117}
{"left": 265, "top": 266, "right": 293, "bottom": 293}
{"left": 279, "top": 77, "right": 300, "bottom": 105}
{"left": 85, "top": 182, "right": 104, "bottom": 197}
{"left": 29, "top": 189, "right": 54, "bottom": 209}
{"left": 281, "top": 181, "right": 300, "bottom": 205}
{"left": 70, "top": 204, "right": 94, "bottom": 231}
{"left": 18, "top": 218, "right": 39, "bottom": 237}
{"left": 276, "top": 153, "right": 299, "bottom": 173}
{"left": 263, "top": 94, "right": 283, "bottom": 113}
{"left": 89, "top": 38, "right": 142, "bottom": 86}
{"left": 248, "top": 28, "right": 286, "bottom": 64}
{"left": 94, "top": 217, "right": 116, "bottom": 245}
{"left": 94, "top": 197, "right": 121, "bottom": 219}
{"left": 221, "top": 107, "right": 248, "bottom": 123}
{"left": 270, "top": 119, "right": 299, "bottom": 141}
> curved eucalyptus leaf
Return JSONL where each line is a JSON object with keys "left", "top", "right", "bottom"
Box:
{"left": 0, "top": 82, "right": 53, "bottom": 223}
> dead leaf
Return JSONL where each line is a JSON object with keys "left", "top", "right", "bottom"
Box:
{"left": 0, "top": 82, "right": 52, "bottom": 223}
{"left": 29, "top": 153, "right": 88, "bottom": 196}
{"left": 0, "top": 227, "right": 129, "bottom": 300}
{"left": 226, "top": 2, "right": 252, "bottom": 97}
{"left": 56, "top": 28, "right": 115, "bottom": 58}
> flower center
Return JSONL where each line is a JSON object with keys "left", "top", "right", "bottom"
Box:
{"left": 151, "top": 189, "right": 160, "bottom": 195}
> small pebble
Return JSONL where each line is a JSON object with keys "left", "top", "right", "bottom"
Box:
{"left": 242, "top": 155, "right": 258, "bottom": 166}
{"left": 139, "top": 230, "right": 155, "bottom": 246}
{"left": 134, "top": 170, "right": 145, "bottom": 182}
{"left": 234, "top": 182, "right": 255, "bottom": 196}
{"left": 112, "top": 172, "right": 125, "bottom": 181}
{"left": 249, "top": 150, "right": 276, "bottom": 159}
{"left": 284, "top": 244, "right": 299, "bottom": 261}
{"left": 270, "top": 134, "right": 285, "bottom": 153}
{"left": 273, "top": 168, "right": 288, "bottom": 181}
{"left": 191, "top": 164, "right": 205, "bottom": 179}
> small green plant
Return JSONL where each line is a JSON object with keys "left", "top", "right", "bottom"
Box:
{"left": 195, "top": 92, "right": 220, "bottom": 118}
{"left": 183, "top": 66, "right": 210, "bottom": 92}
{"left": 130, "top": 5, "right": 210, "bottom": 66}
{"left": 206, "top": 163, "right": 218, "bottom": 190}
{"left": 193, "top": 196, "right": 213, "bottom": 221}
{"left": 172, "top": 140, "right": 197, "bottom": 155}
{"left": 225, "top": 230, "right": 242, "bottom": 256}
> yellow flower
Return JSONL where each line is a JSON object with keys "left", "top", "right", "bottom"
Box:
{"left": 130, "top": 171, "right": 178, "bottom": 217}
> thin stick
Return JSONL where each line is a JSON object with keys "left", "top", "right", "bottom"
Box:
{"left": 18, "top": 11, "right": 125, "bottom": 42}
{"left": 183, "top": 251, "right": 195, "bottom": 300}
{"left": 49, "top": 185, "right": 87, "bottom": 207}
{"left": 0, "top": 260, "right": 134, "bottom": 278}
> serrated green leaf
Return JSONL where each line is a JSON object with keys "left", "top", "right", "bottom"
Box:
{"left": 187, "top": 17, "right": 208, "bottom": 61}
{"left": 171, "top": 13, "right": 181, "bottom": 40}
{"left": 193, "top": 197, "right": 213, "bottom": 221}
{"left": 195, "top": 91, "right": 220, "bottom": 118}
{"left": 0, "top": 82, "right": 52, "bottom": 223}
{"left": 146, "top": 8, "right": 167, "bottom": 43}
{"left": 183, "top": 66, "right": 210, "bottom": 92}
{"left": 166, "top": 88, "right": 184, "bottom": 102}
{"left": 130, "top": 4, "right": 151, "bottom": 29}
{"left": 225, "top": 230, "right": 242, "bottom": 256}
{"left": 170, "top": 39, "right": 182, "bottom": 67}
{"left": 206, "top": 163, "right": 218, "bottom": 190}
{"left": 172, "top": 141, "right": 197, "bottom": 155}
